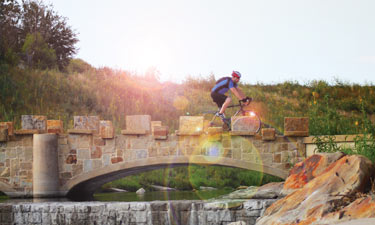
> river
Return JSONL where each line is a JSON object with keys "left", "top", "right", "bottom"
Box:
{"left": 0, "top": 189, "right": 233, "bottom": 203}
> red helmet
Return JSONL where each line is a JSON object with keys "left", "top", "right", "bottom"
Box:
{"left": 232, "top": 71, "right": 241, "bottom": 79}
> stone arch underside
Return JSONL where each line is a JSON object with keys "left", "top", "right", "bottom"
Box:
{"left": 0, "top": 180, "right": 18, "bottom": 197}
{"left": 64, "top": 156, "right": 288, "bottom": 200}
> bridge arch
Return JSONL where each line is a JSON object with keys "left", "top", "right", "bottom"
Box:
{"left": 63, "top": 156, "right": 288, "bottom": 200}
{"left": 0, "top": 181, "right": 18, "bottom": 198}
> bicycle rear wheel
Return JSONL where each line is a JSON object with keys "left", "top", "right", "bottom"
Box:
{"left": 231, "top": 111, "right": 261, "bottom": 133}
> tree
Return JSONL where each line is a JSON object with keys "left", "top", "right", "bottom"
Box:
{"left": 0, "top": 0, "right": 21, "bottom": 66}
{"left": 20, "top": 0, "right": 78, "bottom": 70}
{"left": 22, "top": 32, "right": 56, "bottom": 69}
{"left": 0, "top": 0, "right": 78, "bottom": 70}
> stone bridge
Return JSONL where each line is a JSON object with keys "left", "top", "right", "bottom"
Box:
{"left": 0, "top": 115, "right": 310, "bottom": 199}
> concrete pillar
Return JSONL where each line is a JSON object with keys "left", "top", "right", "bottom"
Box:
{"left": 33, "top": 134, "right": 61, "bottom": 197}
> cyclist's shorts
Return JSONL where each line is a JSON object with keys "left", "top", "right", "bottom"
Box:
{"left": 211, "top": 92, "right": 228, "bottom": 108}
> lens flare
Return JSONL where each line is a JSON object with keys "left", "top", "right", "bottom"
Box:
{"left": 184, "top": 135, "right": 266, "bottom": 203}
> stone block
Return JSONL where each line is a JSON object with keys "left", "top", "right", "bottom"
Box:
{"left": 153, "top": 126, "right": 168, "bottom": 140}
{"left": 111, "top": 157, "right": 123, "bottom": 164}
{"left": 151, "top": 121, "right": 162, "bottom": 132}
{"left": 231, "top": 116, "right": 260, "bottom": 134}
{"left": 100, "top": 120, "right": 114, "bottom": 139}
{"left": 0, "top": 128, "right": 7, "bottom": 142}
{"left": 0, "top": 122, "right": 14, "bottom": 136}
{"left": 73, "top": 116, "right": 100, "bottom": 133}
{"left": 14, "top": 129, "right": 42, "bottom": 135}
{"left": 207, "top": 127, "right": 223, "bottom": 135}
{"left": 126, "top": 115, "right": 151, "bottom": 134}
{"left": 47, "top": 120, "right": 63, "bottom": 134}
{"left": 121, "top": 129, "right": 147, "bottom": 135}
{"left": 284, "top": 117, "right": 309, "bottom": 136}
{"left": 262, "top": 128, "right": 276, "bottom": 141}
{"left": 67, "top": 129, "right": 93, "bottom": 134}
{"left": 21, "top": 115, "right": 47, "bottom": 131}
{"left": 178, "top": 116, "right": 203, "bottom": 135}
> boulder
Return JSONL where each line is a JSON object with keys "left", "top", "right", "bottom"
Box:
{"left": 281, "top": 151, "right": 345, "bottom": 195}
{"left": 256, "top": 155, "right": 374, "bottom": 225}
{"left": 136, "top": 188, "right": 146, "bottom": 195}
{"left": 219, "top": 182, "right": 284, "bottom": 199}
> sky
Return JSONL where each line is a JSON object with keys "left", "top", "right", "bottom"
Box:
{"left": 47, "top": 0, "right": 375, "bottom": 85}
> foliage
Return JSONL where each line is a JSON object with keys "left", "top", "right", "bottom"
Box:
{"left": 0, "top": 0, "right": 78, "bottom": 70}
{"left": 102, "top": 165, "right": 283, "bottom": 191}
{"left": 313, "top": 101, "right": 375, "bottom": 162}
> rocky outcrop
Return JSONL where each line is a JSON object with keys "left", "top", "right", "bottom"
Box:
{"left": 256, "top": 154, "right": 375, "bottom": 225}
{"left": 281, "top": 151, "right": 345, "bottom": 195}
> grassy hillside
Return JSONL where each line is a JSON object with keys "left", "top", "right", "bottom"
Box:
{"left": 2, "top": 59, "right": 374, "bottom": 135}
{"left": 2, "top": 60, "right": 375, "bottom": 191}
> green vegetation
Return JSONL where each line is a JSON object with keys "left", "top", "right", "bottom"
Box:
{"left": 101, "top": 165, "right": 283, "bottom": 192}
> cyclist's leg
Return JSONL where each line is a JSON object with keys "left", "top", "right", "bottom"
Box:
{"left": 219, "top": 97, "right": 232, "bottom": 114}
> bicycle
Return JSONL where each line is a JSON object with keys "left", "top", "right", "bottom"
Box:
{"left": 205, "top": 100, "right": 262, "bottom": 132}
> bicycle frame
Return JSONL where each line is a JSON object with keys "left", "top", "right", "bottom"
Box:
{"left": 209, "top": 101, "right": 261, "bottom": 132}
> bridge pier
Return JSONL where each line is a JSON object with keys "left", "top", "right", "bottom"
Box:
{"left": 33, "top": 134, "right": 63, "bottom": 197}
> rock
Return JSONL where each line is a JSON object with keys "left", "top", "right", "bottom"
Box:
{"left": 256, "top": 155, "right": 374, "bottom": 225}
{"left": 320, "top": 195, "right": 375, "bottom": 224}
{"left": 219, "top": 182, "right": 284, "bottom": 199}
{"left": 228, "top": 221, "right": 246, "bottom": 225}
{"left": 281, "top": 151, "right": 345, "bottom": 195}
{"left": 107, "top": 188, "right": 128, "bottom": 193}
{"left": 236, "top": 186, "right": 248, "bottom": 190}
{"left": 150, "top": 185, "right": 176, "bottom": 191}
{"left": 136, "top": 188, "right": 146, "bottom": 195}
{"left": 200, "top": 186, "right": 217, "bottom": 191}
{"left": 334, "top": 218, "right": 375, "bottom": 225}
{"left": 253, "top": 182, "right": 284, "bottom": 199}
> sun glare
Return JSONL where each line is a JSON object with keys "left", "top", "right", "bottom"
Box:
{"left": 127, "top": 37, "right": 174, "bottom": 81}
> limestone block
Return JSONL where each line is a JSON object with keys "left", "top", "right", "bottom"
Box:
{"left": 73, "top": 116, "right": 100, "bottom": 133}
{"left": 231, "top": 116, "right": 260, "bottom": 134}
{"left": 0, "top": 128, "right": 7, "bottom": 142}
{"left": 0, "top": 122, "right": 13, "bottom": 136}
{"left": 153, "top": 126, "right": 168, "bottom": 140}
{"left": 14, "top": 129, "right": 41, "bottom": 135}
{"left": 99, "top": 120, "right": 114, "bottom": 139}
{"left": 284, "top": 117, "right": 309, "bottom": 136}
{"left": 151, "top": 121, "right": 162, "bottom": 132}
{"left": 178, "top": 116, "right": 203, "bottom": 135}
{"left": 47, "top": 120, "right": 63, "bottom": 134}
{"left": 262, "top": 128, "right": 276, "bottom": 141}
{"left": 126, "top": 115, "right": 151, "bottom": 134}
{"left": 21, "top": 115, "right": 47, "bottom": 131}
{"left": 121, "top": 129, "right": 147, "bottom": 135}
{"left": 207, "top": 127, "right": 223, "bottom": 135}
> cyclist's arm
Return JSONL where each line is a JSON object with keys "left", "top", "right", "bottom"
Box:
{"left": 230, "top": 87, "right": 246, "bottom": 100}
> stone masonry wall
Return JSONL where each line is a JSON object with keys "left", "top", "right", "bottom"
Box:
{"left": 0, "top": 115, "right": 310, "bottom": 197}
{"left": 0, "top": 135, "right": 33, "bottom": 197}
{"left": 0, "top": 132, "right": 305, "bottom": 196}
{"left": 0, "top": 199, "right": 277, "bottom": 225}
{"left": 57, "top": 133, "right": 306, "bottom": 189}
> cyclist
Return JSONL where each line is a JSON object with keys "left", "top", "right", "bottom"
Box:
{"left": 211, "top": 71, "right": 252, "bottom": 121}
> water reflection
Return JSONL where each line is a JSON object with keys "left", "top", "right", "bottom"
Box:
{"left": 0, "top": 190, "right": 233, "bottom": 203}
